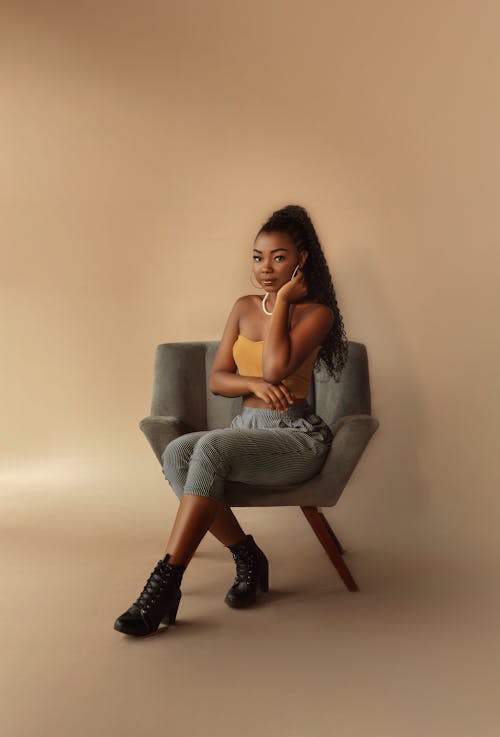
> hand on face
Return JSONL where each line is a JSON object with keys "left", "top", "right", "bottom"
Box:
{"left": 275, "top": 267, "right": 308, "bottom": 303}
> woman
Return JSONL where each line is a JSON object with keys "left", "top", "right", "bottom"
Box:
{"left": 114, "top": 204, "right": 348, "bottom": 637}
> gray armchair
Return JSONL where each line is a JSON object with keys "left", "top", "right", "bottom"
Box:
{"left": 139, "top": 340, "right": 379, "bottom": 592}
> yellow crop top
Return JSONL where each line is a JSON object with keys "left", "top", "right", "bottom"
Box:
{"left": 232, "top": 334, "right": 320, "bottom": 399}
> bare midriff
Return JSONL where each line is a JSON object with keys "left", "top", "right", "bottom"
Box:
{"left": 242, "top": 396, "right": 308, "bottom": 409}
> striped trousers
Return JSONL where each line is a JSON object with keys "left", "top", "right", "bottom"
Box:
{"left": 161, "top": 404, "right": 333, "bottom": 502}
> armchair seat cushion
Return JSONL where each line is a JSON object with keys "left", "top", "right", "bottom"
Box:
{"left": 139, "top": 336, "right": 379, "bottom": 509}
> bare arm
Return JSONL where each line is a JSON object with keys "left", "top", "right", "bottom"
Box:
{"left": 208, "top": 297, "right": 258, "bottom": 398}
{"left": 209, "top": 296, "right": 296, "bottom": 411}
{"left": 262, "top": 295, "right": 334, "bottom": 384}
{"left": 210, "top": 372, "right": 257, "bottom": 399}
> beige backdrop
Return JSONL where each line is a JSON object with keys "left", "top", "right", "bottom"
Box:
{"left": 1, "top": 2, "right": 499, "bottom": 736}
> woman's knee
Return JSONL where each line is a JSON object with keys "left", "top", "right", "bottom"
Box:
{"left": 191, "top": 428, "right": 235, "bottom": 467}
{"left": 162, "top": 435, "right": 194, "bottom": 475}
{"left": 160, "top": 438, "right": 188, "bottom": 499}
{"left": 162, "top": 429, "right": 237, "bottom": 502}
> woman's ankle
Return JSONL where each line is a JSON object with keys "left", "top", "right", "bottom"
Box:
{"left": 225, "top": 533, "right": 249, "bottom": 548}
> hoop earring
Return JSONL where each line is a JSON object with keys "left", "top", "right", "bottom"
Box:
{"left": 249, "top": 271, "right": 263, "bottom": 290}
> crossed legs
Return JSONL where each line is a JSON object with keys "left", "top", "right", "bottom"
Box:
{"left": 161, "top": 426, "right": 329, "bottom": 568}
{"left": 161, "top": 429, "right": 249, "bottom": 566}
{"left": 164, "top": 495, "right": 246, "bottom": 566}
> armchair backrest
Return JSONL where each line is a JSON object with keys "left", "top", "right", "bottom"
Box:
{"left": 149, "top": 340, "right": 372, "bottom": 431}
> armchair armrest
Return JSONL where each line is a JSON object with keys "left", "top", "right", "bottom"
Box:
{"left": 149, "top": 343, "right": 207, "bottom": 430}
{"left": 329, "top": 413, "right": 379, "bottom": 438}
{"left": 318, "top": 414, "right": 380, "bottom": 506}
{"left": 139, "top": 415, "right": 194, "bottom": 467}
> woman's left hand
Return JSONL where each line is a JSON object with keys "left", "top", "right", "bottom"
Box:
{"left": 275, "top": 268, "right": 308, "bottom": 304}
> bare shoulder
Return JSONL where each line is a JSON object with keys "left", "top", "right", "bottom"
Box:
{"left": 298, "top": 300, "right": 334, "bottom": 320}
{"left": 229, "top": 294, "right": 252, "bottom": 314}
{"left": 301, "top": 300, "right": 332, "bottom": 312}
{"left": 238, "top": 294, "right": 261, "bottom": 311}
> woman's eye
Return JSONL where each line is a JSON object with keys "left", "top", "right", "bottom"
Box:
{"left": 252, "top": 256, "right": 285, "bottom": 262}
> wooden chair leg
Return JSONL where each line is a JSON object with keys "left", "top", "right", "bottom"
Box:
{"left": 300, "top": 506, "right": 359, "bottom": 592}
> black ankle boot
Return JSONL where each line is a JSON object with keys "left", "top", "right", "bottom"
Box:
{"left": 114, "top": 554, "right": 186, "bottom": 636}
{"left": 224, "top": 534, "right": 269, "bottom": 608}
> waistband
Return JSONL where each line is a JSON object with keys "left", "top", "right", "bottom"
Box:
{"left": 234, "top": 402, "right": 333, "bottom": 446}
{"left": 240, "top": 402, "right": 315, "bottom": 419}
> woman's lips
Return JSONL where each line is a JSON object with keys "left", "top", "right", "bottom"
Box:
{"left": 262, "top": 279, "right": 276, "bottom": 284}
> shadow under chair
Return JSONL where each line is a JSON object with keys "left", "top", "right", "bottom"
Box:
{"left": 139, "top": 340, "right": 379, "bottom": 592}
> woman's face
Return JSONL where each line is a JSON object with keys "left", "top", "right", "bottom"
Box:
{"left": 252, "top": 231, "right": 307, "bottom": 291}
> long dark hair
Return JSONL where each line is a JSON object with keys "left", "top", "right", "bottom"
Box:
{"left": 255, "top": 204, "right": 348, "bottom": 382}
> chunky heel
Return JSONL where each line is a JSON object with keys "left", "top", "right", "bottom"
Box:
{"left": 259, "top": 563, "right": 269, "bottom": 593}
{"left": 161, "top": 590, "right": 182, "bottom": 626}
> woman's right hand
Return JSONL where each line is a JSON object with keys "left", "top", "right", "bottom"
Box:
{"left": 248, "top": 378, "right": 295, "bottom": 412}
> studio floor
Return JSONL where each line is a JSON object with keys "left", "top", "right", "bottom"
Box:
{"left": 2, "top": 478, "right": 499, "bottom": 737}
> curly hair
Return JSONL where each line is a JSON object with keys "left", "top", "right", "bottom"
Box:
{"left": 255, "top": 204, "right": 349, "bottom": 382}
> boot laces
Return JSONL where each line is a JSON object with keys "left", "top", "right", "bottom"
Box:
{"left": 134, "top": 560, "right": 180, "bottom": 611}
{"left": 232, "top": 547, "right": 257, "bottom": 585}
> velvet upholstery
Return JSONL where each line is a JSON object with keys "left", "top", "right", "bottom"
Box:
{"left": 139, "top": 340, "right": 379, "bottom": 508}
